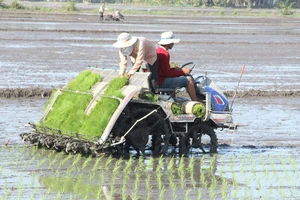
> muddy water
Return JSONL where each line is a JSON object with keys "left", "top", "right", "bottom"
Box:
{"left": 1, "top": 10, "right": 300, "bottom": 199}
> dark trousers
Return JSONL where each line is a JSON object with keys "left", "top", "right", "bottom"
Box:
{"left": 99, "top": 12, "right": 103, "bottom": 20}
{"left": 146, "top": 59, "right": 159, "bottom": 93}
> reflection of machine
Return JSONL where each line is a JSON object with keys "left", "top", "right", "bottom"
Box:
{"left": 21, "top": 63, "right": 235, "bottom": 157}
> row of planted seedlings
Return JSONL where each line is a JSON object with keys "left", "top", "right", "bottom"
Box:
{"left": 4, "top": 143, "right": 300, "bottom": 199}
{"left": 217, "top": 152, "right": 300, "bottom": 199}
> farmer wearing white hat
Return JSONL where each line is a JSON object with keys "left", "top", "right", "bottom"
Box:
{"left": 156, "top": 31, "right": 197, "bottom": 101}
{"left": 113, "top": 32, "right": 157, "bottom": 82}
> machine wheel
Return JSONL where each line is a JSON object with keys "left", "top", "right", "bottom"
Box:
{"left": 112, "top": 106, "right": 169, "bottom": 156}
{"left": 188, "top": 123, "right": 218, "bottom": 153}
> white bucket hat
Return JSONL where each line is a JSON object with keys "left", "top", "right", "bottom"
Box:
{"left": 158, "top": 31, "right": 180, "bottom": 45}
{"left": 113, "top": 32, "right": 137, "bottom": 48}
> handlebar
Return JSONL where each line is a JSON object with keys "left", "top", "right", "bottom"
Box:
{"left": 181, "top": 61, "right": 194, "bottom": 68}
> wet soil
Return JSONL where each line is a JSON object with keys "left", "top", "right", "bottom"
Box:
{"left": 1, "top": 6, "right": 300, "bottom": 199}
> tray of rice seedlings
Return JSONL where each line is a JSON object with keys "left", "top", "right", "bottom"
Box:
{"left": 20, "top": 67, "right": 148, "bottom": 156}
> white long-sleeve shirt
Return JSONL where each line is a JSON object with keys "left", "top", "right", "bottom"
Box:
{"left": 118, "top": 37, "right": 157, "bottom": 75}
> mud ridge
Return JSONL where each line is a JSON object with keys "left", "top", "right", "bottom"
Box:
{"left": 1, "top": 88, "right": 300, "bottom": 99}
{"left": 224, "top": 90, "right": 300, "bottom": 98}
{"left": 0, "top": 88, "right": 52, "bottom": 98}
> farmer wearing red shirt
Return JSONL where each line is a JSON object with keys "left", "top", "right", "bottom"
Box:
{"left": 156, "top": 32, "right": 197, "bottom": 101}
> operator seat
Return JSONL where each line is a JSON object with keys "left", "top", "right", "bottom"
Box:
{"left": 145, "top": 63, "right": 176, "bottom": 95}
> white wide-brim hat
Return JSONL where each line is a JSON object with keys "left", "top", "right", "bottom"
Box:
{"left": 158, "top": 31, "right": 180, "bottom": 45}
{"left": 113, "top": 32, "right": 137, "bottom": 48}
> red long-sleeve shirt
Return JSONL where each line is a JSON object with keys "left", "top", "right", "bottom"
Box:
{"left": 156, "top": 46, "right": 184, "bottom": 86}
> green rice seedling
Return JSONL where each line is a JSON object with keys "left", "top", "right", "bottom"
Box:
{"left": 278, "top": 155, "right": 287, "bottom": 171}
{"left": 209, "top": 185, "right": 216, "bottom": 200}
{"left": 200, "top": 167, "right": 207, "bottom": 188}
{"left": 171, "top": 103, "right": 182, "bottom": 115}
{"left": 257, "top": 178, "right": 261, "bottom": 189}
{"left": 188, "top": 157, "right": 196, "bottom": 188}
{"left": 147, "top": 156, "right": 155, "bottom": 170}
{"left": 192, "top": 103, "right": 206, "bottom": 117}
{"left": 159, "top": 186, "right": 165, "bottom": 200}
{"left": 100, "top": 170, "right": 105, "bottom": 185}
{"left": 89, "top": 171, "right": 96, "bottom": 181}
{"left": 112, "top": 160, "right": 122, "bottom": 180}
{"left": 188, "top": 156, "right": 195, "bottom": 172}
{"left": 139, "top": 91, "right": 158, "bottom": 102}
{"left": 132, "top": 172, "right": 141, "bottom": 200}
{"left": 80, "top": 77, "right": 127, "bottom": 138}
{"left": 3, "top": 189, "right": 11, "bottom": 200}
{"left": 17, "top": 188, "right": 24, "bottom": 200}
{"left": 229, "top": 155, "right": 235, "bottom": 172}
{"left": 40, "top": 73, "right": 128, "bottom": 140}
{"left": 221, "top": 177, "right": 229, "bottom": 199}
{"left": 185, "top": 188, "right": 192, "bottom": 200}
{"left": 197, "top": 188, "right": 202, "bottom": 200}
{"left": 122, "top": 173, "right": 129, "bottom": 199}
{"left": 92, "top": 156, "right": 103, "bottom": 171}
{"left": 156, "top": 155, "right": 164, "bottom": 172}
{"left": 59, "top": 153, "right": 73, "bottom": 168}
{"left": 135, "top": 157, "right": 146, "bottom": 173}
{"left": 168, "top": 156, "right": 175, "bottom": 171}
{"left": 30, "top": 188, "right": 37, "bottom": 200}
{"left": 259, "top": 155, "right": 269, "bottom": 181}
{"left": 47, "top": 150, "right": 55, "bottom": 159}
{"left": 37, "top": 158, "right": 47, "bottom": 167}
{"left": 43, "top": 91, "right": 92, "bottom": 134}
{"left": 146, "top": 173, "right": 152, "bottom": 200}
{"left": 109, "top": 177, "right": 116, "bottom": 199}
{"left": 250, "top": 158, "right": 256, "bottom": 177}
{"left": 31, "top": 172, "right": 36, "bottom": 186}
{"left": 48, "top": 154, "right": 58, "bottom": 168}
{"left": 104, "top": 155, "right": 114, "bottom": 170}
{"left": 72, "top": 154, "right": 82, "bottom": 168}
{"left": 178, "top": 156, "right": 186, "bottom": 188}
{"left": 210, "top": 174, "right": 218, "bottom": 191}
{"left": 288, "top": 155, "right": 297, "bottom": 172}
{"left": 55, "top": 192, "right": 62, "bottom": 200}
{"left": 66, "top": 70, "right": 101, "bottom": 92}
{"left": 156, "top": 170, "right": 163, "bottom": 190}
{"left": 124, "top": 156, "right": 133, "bottom": 174}
{"left": 134, "top": 170, "right": 141, "bottom": 190}
{"left": 29, "top": 155, "right": 36, "bottom": 165}
{"left": 82, "top": 155, "right": 92, "bottom": 169}
{"left": 179, "top": 169, "right": 185, "bottom": 189}
{"left": 170, "top": 179, "right": 177, "bottom": 199}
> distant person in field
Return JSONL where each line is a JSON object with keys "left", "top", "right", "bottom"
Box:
{"left": 99, "top": 2, "right": 106, "bottom": 20}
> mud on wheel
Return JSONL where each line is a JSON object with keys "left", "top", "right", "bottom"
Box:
{"left": 179, "top": 122, "right": 218, "bottom": 156}
{"left": 111, "top": 104, "right": 169, "bottom": 157}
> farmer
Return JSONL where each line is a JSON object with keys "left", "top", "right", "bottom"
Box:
{"left": 113, "top": 32, "right": 158, "bottom": 85}
{"left": 99, "top": 2, "right": 105, "bottom": 20}
{"left": 156, "top": 31, "right": 197, "bottom": 101}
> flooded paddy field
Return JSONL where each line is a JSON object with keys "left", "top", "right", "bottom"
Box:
{"left": 1, "top": 7, "right": 300, "bottom": 199}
